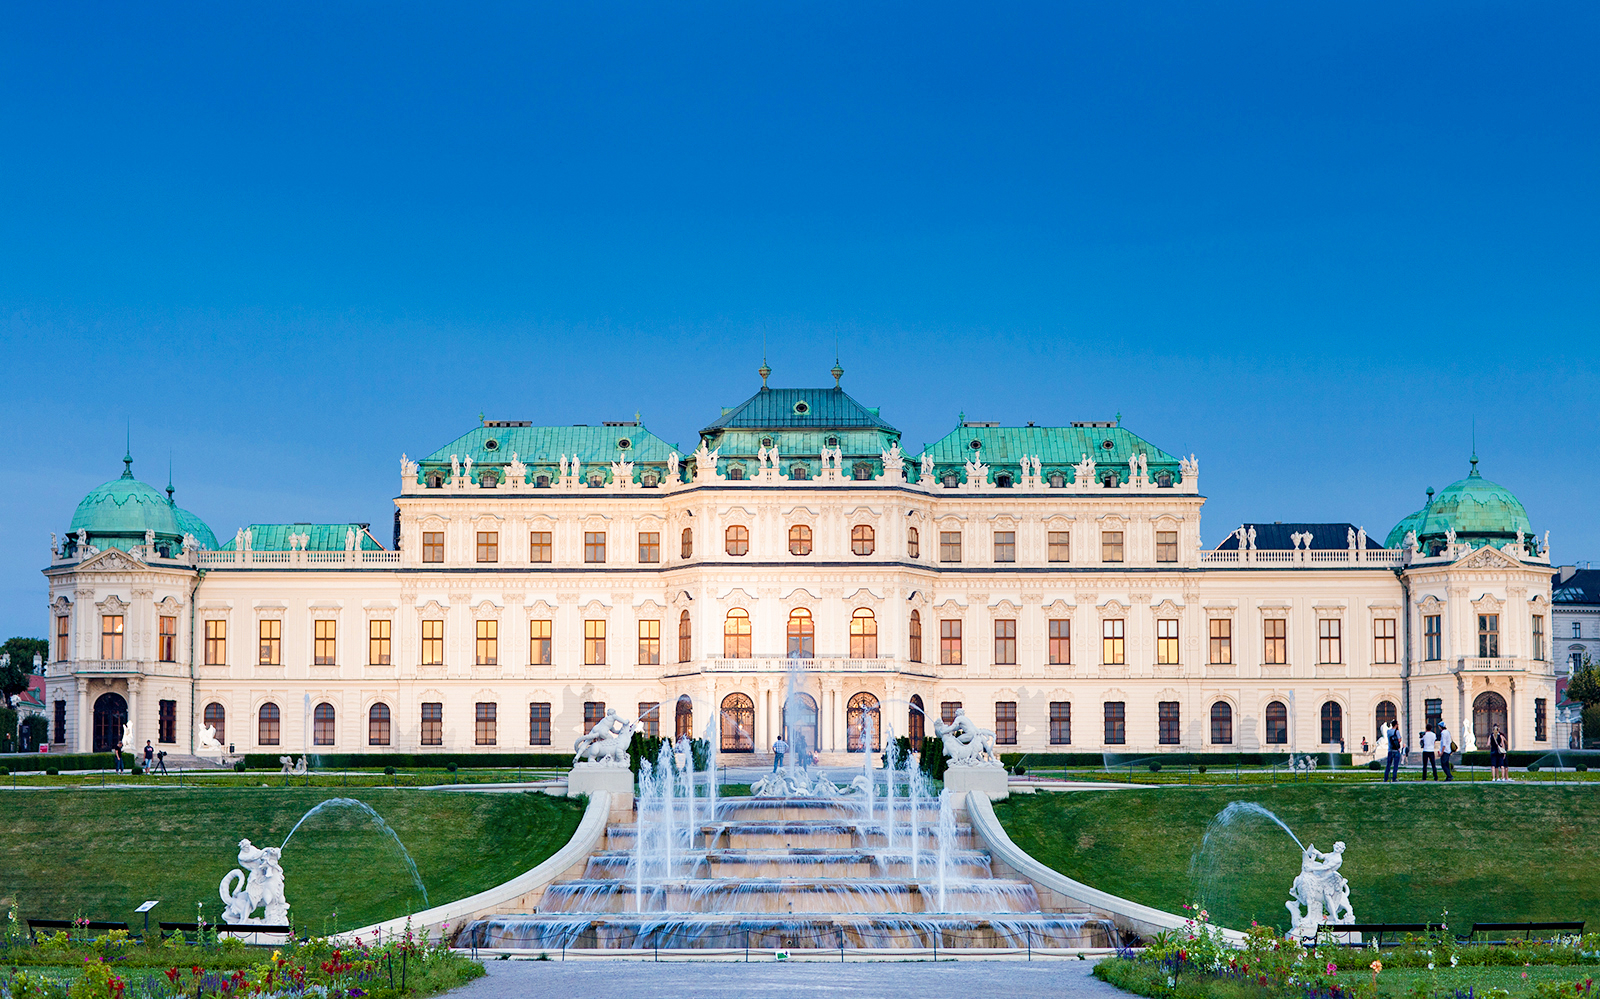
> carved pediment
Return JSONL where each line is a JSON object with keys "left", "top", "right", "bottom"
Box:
{"left": 1455, "top": 545, "right": 1520, "bottom": 570}
{"left": 79, "top": 549, "right": 138, "bottom": 573}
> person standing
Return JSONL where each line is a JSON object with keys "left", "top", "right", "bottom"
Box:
{"left": 771, "top": 735, "right": 788, "bottom": 772}
{"left": 1383, "top": 723, "right": 1403, "bottom": 782}
{"left": 1437, "top": 720, "right": 1455, "bottom": 781}
{"left": 143, "top": 740, "right": 154, "bottom": 771}
{"left": 113, "top": 739, "right": 125, "bottom": 774}
{"left": 1420, "top": 726, "right": 1439, "bottom": 780}
{"left": 1490, "top": 725, "right": 1509, "bottom": 781}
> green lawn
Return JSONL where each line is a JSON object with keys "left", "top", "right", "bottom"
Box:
{"left": 995, "top": 784, "right": 1600, "bottom": 933}
{"left": 0, "top": 788, "right": 584, "bottom": 934}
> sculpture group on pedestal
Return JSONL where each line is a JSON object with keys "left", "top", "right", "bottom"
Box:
{"left": 573, "top": 708, "right": 635, "bottom": 766}
{"left": 1286, "top": 842, "right": 1353, "bottom": 941}
{"left": 220, "top": 839, "right": 290, "bottom": 925}
{"left": 279, "top": 755, "right": 309, "bottom": 775}
{"left": 935, "top": 708, "right": 1001, "bottom": 768}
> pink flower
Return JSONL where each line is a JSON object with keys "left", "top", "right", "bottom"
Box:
{"left": 1328, "top": 963, "right": 1338, "bottom": 975}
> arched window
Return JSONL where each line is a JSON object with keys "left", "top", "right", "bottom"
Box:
{"left": 369, "top": 703, "right": 391, "bottom": 746}
{"left": 783, "top": 692, "right": 819, "bottom": 756}
{"left": 680, "top": 527, "right": 693, "bottom": 559}
{"left": 725, "top": 525, "right": 749, "bottom": 556}
{"left": 720, "top": 692, "right": 755, "bottom": 752}
{"left": 313, "top": 702, "right": 336, "bottom": 746}
{"left": 908, "top": 694, "right": 926, "bottom": 744}
{"left": 850, "top": 608, "right": 878, "bottom": 659}
{"left": 641, "top": 471, "right": 658, "bottom": 488}
{"left": 259, "top": 702, "right": 281, "bottom": 746}
{"left": 1265, "top": 701, "right": 1288, "bottom": 745}
{"left": 1156, "top": 471, "right": 1173, "bottom": 488}
{"left": 852, "top": 462, "right": 873, "bottom": 480}
{"left": 907, "top": 527, "right": 920, "bottom": 558}
{"left": 203, "top": 703, "right": 226, "bottom": 746}
{"left": 851, "top": 525, "right": 875, "bottom": 556}
{"left": 942, "top": 473, "right": 958, "bottom": 488}
{"left": 1375, "top": 700, "right": 1397, "bottom": 739}
{"left": 724, "top": 609, "right": 751, "bottom": 658}
{"left": 908, "top": 610, "right": 923, "bottom": 663}
{"left": 675, "top": 695, "right": 694, "bottom": 739}
{"left": 1210, "top": 702, "right": 1233, "bottom": 745}
{"left": 678, "top": 610, "right": 692, "bottom": 663}
{"left": 846, "top": 692, "right": 881, "bottom": 752}
{"left": 789, "top": 524, "right": 813, "bottom": 556}
{"left": 1320, "top": 701, "right": 1343, "bottom": 745}
{"left": 787, "top": 609, "right": 814, "bottom": 659}
{"left": 535, "top": 473, "right": 550, "bottom": 487}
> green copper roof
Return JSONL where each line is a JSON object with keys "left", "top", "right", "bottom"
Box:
{"left": 173, "top": 505, "right": 219, "bottom": 550}
{"left": 701, "top": 387, "right": 898, "bottom": 434}
{"left": 921, "top": 424, "right": 1179, "bottom": 468}
{"left": 1384, "top": 456, "right": 1533, "bottom": 549}
{"left": 68, "top": 455, "right": 182, "bottom": 549}
{"left": 421, "top": 423, "right": 679, "bottom": 471}
{"left": 218, "top": 524, "right": 384, "bottom": 552}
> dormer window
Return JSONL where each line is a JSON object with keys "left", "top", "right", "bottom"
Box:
{"left": 825, "top": 435, "right": 839, "bottom": 447}
{"left": 427, "top": 472, "right": 444, "bottom": 489}
{"left": 535, "top": 474, "right": 551, "bottom": 488}
{"left": 942, "top": 473, "right": 959, "bottom": 488}
{"left": 995, "top": 473, "right": 1013, "bottom": 488}
{"left": 791, "top": 465, "right": 810, "bottom": 480}
{"left": 641, "top": 471, "right": 659, "bottom": 488}
{"left": 761, "top": 436, "right": 775, "bottom": 448}
{"left": 852, "top": 463, "right": 872, "bottom": 480}
{"left": 728, "top": 466, "right": 746, "bottom": 480}
{"left": 479, "top": 469, "right": 500, "bottom": 488}
{"left": 588, "top": 473, "right": 605, "bottom": 488}
{"left": 1049, "top": 472, "right": 1065, "bottom": 488}
{"left": 1102, "top": 472, "right": 1120, "bottom": 488}
{"left": 1156, "top": 471, "right": 1173, "bottom": 488}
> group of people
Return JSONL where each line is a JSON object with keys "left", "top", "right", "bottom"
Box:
{"left": 110, "top": 739, "right": 169, "bottom": 775}
{"left": 770, "top": 735, "right": 815, "bottom": 772}
{"left": 1370, "top": 720, "right": 1513, "bottom": 781}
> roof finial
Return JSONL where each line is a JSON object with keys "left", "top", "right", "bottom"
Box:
{"left": 831, "top": 336, "right": 843, "bottom": 387}
{"left": 121, "top": 422, "right": 133, "bottom": 479}
{"left": 1470, "top": 417, "right": 1479, "bottom": 475}
{"left": 758, "top": 356, "right": 771, "bottom": 389}
{"left": 167, "top": 451, "right": 175, "bottom": 502}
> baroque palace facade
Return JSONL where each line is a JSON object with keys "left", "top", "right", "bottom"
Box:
{"left": 43, "top": 369, "right": 1560, "bottom": 759}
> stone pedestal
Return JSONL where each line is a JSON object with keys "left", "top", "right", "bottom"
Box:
{"left": 566, "top": 764, "right": 636, "bottom": 819}
{"left": 944, "top": 765, "right": 1009, "bottom": 804}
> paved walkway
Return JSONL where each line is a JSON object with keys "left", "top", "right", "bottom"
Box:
{"left": 450, "top": 955, "right": 1125, "bottom": 999}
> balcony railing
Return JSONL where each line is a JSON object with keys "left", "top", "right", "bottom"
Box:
{"left": 198, "top": 550, "right": 401, "bottom": 567}
{"left": 698, "top": 656, "right": 902, "bottom": 673}
{"left": 1200, "top": 548, "right": 1405, "bottom": 567}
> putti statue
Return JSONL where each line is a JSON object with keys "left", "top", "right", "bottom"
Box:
{"left": 278, "top": 755, "right": 309, "bottom": 775}
{"left": 220, "top": 838, "right": 289, "bottom": 925}
{"left": 935, "top": 708, "right": 1001, "bottom": 768}
{"left": 197, "top": 723, "right": 224, "bottom": 754}
{"left": 573, "top": 708, "right": 635, "bottom": 767}
{"left": 1286, "top": 842, "right": 1354, "bottom": 941}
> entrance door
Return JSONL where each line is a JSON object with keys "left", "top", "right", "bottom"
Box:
{"left": 782, "top": 692, "right": 818, "bottom": 759}
{"left": 720, "top": 693, "right": 755, "bottom": 752}
{"left": 93, "top": 692, "right": 128, "bottom": 753}
{"left": 846, "top": 692, "right": 881, "bottom": 752}
{"left": 1473, "top": 692, "right": 1508, "bottom": 750}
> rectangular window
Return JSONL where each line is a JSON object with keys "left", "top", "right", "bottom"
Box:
{"left": 421, "top": 619, "right": 444, "bottom": 666}
{"left": 638, "top": 619, "right": 661, "bottom": 665}
{"left": 55, "top": 615, "right": 70, "bottom": 661}
{"left": 1208, "top": 619, "right": 1232, "bottom": 665}
{"left": 476, "top": 619, "right": 498, "bottom": 666}
{"left": 1048, "top": 619, "right": 1071, "bottom": 665}
{"left": 1156, "top": 530, "right": 1178, "bottom": 563}
{"left": 529, "top": 531, "right": 552, "bottom": 563}
{"left": 638, "top": 532, "right": 661, "bottom": 563}
{"left": 1318, "top": 618, "right": 1342, "bottom": 664}
{"left": 994, "top": 702, "right": 1017, "bottom": 745}
{"left": 475, "top": 702, "right": 497, "bottom": 745}
{"left": 584, "top": 701, "right": 606, "bottom": 730}
{"left": 530, "top": 619, "right": 552, "bottom": 665}
{"left": 940, "top": 701, "right": 962, "bottom": 724}
{"left": 422, "top": 531, "right": 444, "bottom": 563}
{"left": 993, "top": 619, "right": 1017, "bottom": 665}
{"left": 1049, "top": 702, "right": 1071, "bottom": 744}
{"left": 420, "top": 702, "right": 443, "bottom": 746}
{"left": 1535, "top": 698, "right": 1548, "bottom": 742}
{"left": 257, "top": 619, "right": 280, "bottom": 666}
{"left": 476, "top": 531, "right": 499, "bottom": 563}
{"left": 1264, "top": 618, "right": 1286, "bottom": 665}
{"left": 1425, "top": 698, "right": 1442, "bottom": 732}
{"left": 1157, "top": 619, "right": 1180, "bottom": 664}
{"left": 1374, "top": 618, "right": 1397, "bottom": 664}
{"left": 1158, "top": 701, "right": 1180, "bottom": 745}
{"left": 369, "top": 619, "right": 392, "bottom": 665}
{"left": 584, "top": 532, "right": 607, "bottom": 563}
{"left": 205, "top": 620, "right": 226, "bottom": 665}
{"left": 1478, "top": 614, "right": 1499, "bottom": 657}
{"left": 101, "top": 615, "right": 124, "bottom": 660}
{"left": 940, "top": 619, "right": 962, "bottom": 665}
{"left": 1533, "top": 614, "right": 1545, "bottom": 661}
{"left": 529, "top": 702, "right": 551, "bottom": 745}
{"left": 678, "top": 614, "right": 692, "bottom": 663}
{"left": 585, "top": 619, "right": 607, "bottom": 665}
{"left": 1102, "top": 619, "right": 1125, "bottom": 665}
{"left": 158, "top": 699, "right": 177, "bottom": 744}
{"left": 939, "top": 531, "right": 962, "bottom": 563}
{"left": 158, "top": 616, "right": 177, "bottom": 662}
{"left": 1424, "top": 614, "right": 1442, "bottom": 661}
{"left": 1104, "top": 701, "right": 1126, "bottom": 745}
{"left": 1048, "top": 531, "right": 1071, "bottom": 563}
{"left": 1101, "top": 531, "right": 1124, "bottom": 563}
{"left": 54, "top": 700, "right": 67, "bottom": 744}
{"left": 993, "top": 531, "right": 1016, "bottom": 563}
{"left": 907, "top": 528, "right": 920, "bottom": 558}
{"left": 637, "top": 702, "right": 660, "bottom": 739}
{"left": 314, "top": 619, "right": 337, "bottom": 665}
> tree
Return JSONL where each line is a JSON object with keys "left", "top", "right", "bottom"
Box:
{"left": 1566, "top": 653, "right": 1600, "bottom": 709}
{"left": 0, "top": 637, "right": 47, "bottom": 699}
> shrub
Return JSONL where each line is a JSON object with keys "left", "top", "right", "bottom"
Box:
{"left": 1196, "top": 765, "right": 1206, "bottom": 773}
{"left": 232, "top": 760, "right": 246, "bottom": 772}
{"left": 0, "top": 767, "right": 7, "bottom": 776}
{"left": 385, "top": 766, "right": 397, "bottom": 775}
{"left": 1012, "top": 763, "right": 1027, "bottom": 776}
{"left": 1528, "top": 762, "right": 1541, "bottom": 772}
{"left": 920, "top": 737, "right": 948, "bottom": 782}
{"left": 45, "top": 768, "right": 58, "bottom": 776}
{"left": 1578, "top": 763, "right": 1589, "bottom": 773}
{"left": 1148, "top": 761, "right": 1162, "bottom": 772}
{"left": 1369, "top": 760, "right": 1383, "bottom": 770}
{"left": 446, "top": 762, "right": 458, "bottom": 772}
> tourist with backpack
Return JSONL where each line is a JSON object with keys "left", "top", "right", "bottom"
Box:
{"left": 1382, "top": 723, "right": 1403, "bottom": 782}
{"left": 1437, "top": 721, "right": 1455, "bottom": 780}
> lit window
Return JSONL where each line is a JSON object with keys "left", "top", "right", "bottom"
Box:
{"left": 678, "top": 610, "right": 691, "bottom": 663}
{"left": 530, "top": 619, "right": 552, "bottom": 665}
{"left": 529, "top": 531, "right": 552, "bottom": 563}
{"left": 850, "top": 609, "right": 878, "bottom": 659}
{"left": 787, "top": 609, "right": 814, "bottom": 659}
{"left": 584, "top": 619, "right": 607, "bottom": 665}
{"left": 257, "top": 619, "right": 280, "bottom": 666}
{"left": 1319, "top": 619, "right": 1343, "bottom": 664}
{"left": 158, "top": 616, "right": 177, "bottom": 662}
{"left": 205, "top": 620, "right": 226, "bottom": 665}
{"left": 1209, "top": 619, "right": 1232, "bottom": 665}
{"left": 422, "top": 532, "right": 444, "bottom": 563}
{"left": 1264, "top": 618, "right": 1286, "bottom": 664}
{"left": 1049, "top": 619, "right": 1070, "bottom": 664}
{"left": 724, "top": 610, "right": 751, "bottom": 658}
{"left": 314, "top": 619, "right": 337, "bottom": 665}
{"left": 908, "top": 611, "right": 922, "bottom": 663}
{"left": 1157, "top": 619, "right": 1180, "bottom": 664}
{"left": 638, "top": 619, "right": 660, "bottom": 665}
{"left": 993, "top": 619, "right": 1016, "bottom": 665}
{"left": 1156, "top": 530, "right": 1178, "bottom": 563}
{"left": 790, "top": 524, "right": 813, "bottom": 556}
{"left": 55, "top": 615, "right": 69, "bottom": 662}
{"left": 851, "top": 525, "right": 875, "bottom": 556}
{"left": 421, "top": 619, "right": 444, "bottom": 666}
{"left": 940, "top": 619, "right": 962, "bottom": 665}
{"left": 101, "top": 615, "right": 124, "bottom": 660}
{"left": 725, "top": 525, "right": 749, "bottom": 556}
{"left": 369, "top": 619, "right": 392, "bottom": 665}
{"left": 1102, "top": 619, "right": 1124, "bottom": 665}
{"left": 476, "top": 620, "right": 498, "bottom": 666}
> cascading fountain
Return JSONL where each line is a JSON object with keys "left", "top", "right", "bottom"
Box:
{"left": 459, "top": 688, "right": 1120, "bottom": 951}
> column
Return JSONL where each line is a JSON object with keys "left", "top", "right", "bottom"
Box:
{"left": 127, "top": 679, "right": 140, "bottom": 752}
{"left": 77, "top": 680, "right": 90, "bottom": 753}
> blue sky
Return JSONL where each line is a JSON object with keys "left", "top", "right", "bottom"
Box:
{"left": 1, "top": 2, "right": 1595, "bottom": 637}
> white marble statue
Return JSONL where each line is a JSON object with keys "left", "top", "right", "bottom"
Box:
{"left": 1247, "top": 526, "right": 1258, "bottom": 549}
{"left": 400, "top": 453, "right": 418, "bottom": 479}
{"left": 667, "top": 452, "right": 679, "bottom": 478}
{"left": 1357, "top": 527, "right": 1367, "bottom": 550}
{"left": 220, "top": 838, "right": 289, "bottom": 925}
{"left": 345, "top": 529, "right": 357, "bottom": 552}
{"left": 278, "top": 755, "right": 308, "bottom": 775}
{"left": 935, "top": 708, "right": 1000, "bottom": 768}
{"left": 758, "top": 445, "right": 770, "bottom": 468}
{"left": 1446, "top": 528, "right": 1457, "bottom": 549}
{"left": 1286, "top": 841, "right": 1353, "bottom": 941}
{"left": 920, "top": 452, "right": 934, "bottom": 482}
{"left": 197, "top": 724, "right": 223, "bottom": 753}
{"left": 1074, "top": 453, "right": 1096, "bottom": 485}
{"left": 77, "top": 528, "right": 89, "bottom": 552}
{"left": 1404, "top": 530, "right": 1418, "bottom": 553}
{"left": 50, "top": 533, "right": 58, "bottom": 558}
{"left": 507, "top": 452, "right": 526, "bottom": 484}
{"left": 881, "top": 442, "right": 904, "bottom": 475}
{"left": 451, "top": 454, "right": 461, "bottom": 479}
{"left": 573, "top": 708, "right": 635, "bottom": 766}
{"left": 1179, "top": 453, "right": 1199, "bottom": 479}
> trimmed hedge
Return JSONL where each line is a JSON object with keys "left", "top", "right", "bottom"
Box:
{"left": 995, "top": 751, "right": 1353, "bottom": 768}
{"left": 1458, "top": 749, "right": 1600, "bottom": 767}
{"left": 241, "top": 751, "right": 574, "bottom": 770}
{"left": 0, "top": 751, "right": 130, "bottom": 772}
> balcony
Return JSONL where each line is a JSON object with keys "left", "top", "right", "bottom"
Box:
{"left": 1455, "top": 656, "right": 1522, "bottom": 672}
{"left": 1199, "top": 548, "right": 1405, "bottom": 568}
{"left": 197, "top": 550, "right": 401, "bottom": 568}
{"left": 692, "top": 656, "right": 910, "bottom": 675}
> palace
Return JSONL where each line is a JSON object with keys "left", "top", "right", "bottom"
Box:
{"left": 42, "top": 367, "right": 1559, "bottom": 760}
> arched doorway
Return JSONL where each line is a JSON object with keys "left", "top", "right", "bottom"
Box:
{"left": 93, "top": 692, "right": 128, "bottom": 753}
{"left": 782, "top": 692, "right": 818, "bottom": 758}
{"left": 1473, "top": 691, "right": 1508, "bottom": 750}
{"left": 720, "top": 693, "right": 755, "bottom": 752}
{"left": 908, "top": 694, "right": 926, "bottom": 744}
{"left": 674, "top": 695, "right": 694, "bottom": 740}
{"left": 846, "top": 692, "right": 881, "bottom": 752}
{"left": 1375, "top": 700, "right": 1397, "bottom": 740}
